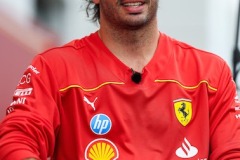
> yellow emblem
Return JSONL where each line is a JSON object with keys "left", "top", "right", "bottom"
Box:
{"left": 85, "top": 138, "right": 119, "bottom": 160}
{"left": 174, "top": 98, "right": 192, "bottom": 126}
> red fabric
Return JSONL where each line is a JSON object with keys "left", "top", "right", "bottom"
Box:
{"left": 1, "top": 32, "right": 240, "bottom": 159}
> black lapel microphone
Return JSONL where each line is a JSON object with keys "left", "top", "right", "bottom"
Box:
{"left": 131, "top": 68, "right": 142, "bottom": 84}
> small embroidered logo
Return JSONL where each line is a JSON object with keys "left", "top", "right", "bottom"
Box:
{"left": 84, "top": 96, "right": 98, "bottom": 111}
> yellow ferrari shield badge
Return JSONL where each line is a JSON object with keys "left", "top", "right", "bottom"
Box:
{"left": 174, "top": 98, "right": 192, "bottom": 126}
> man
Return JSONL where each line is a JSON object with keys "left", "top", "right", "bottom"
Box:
{"left": 1, "top": 0, "right": 240, "bottom": 159}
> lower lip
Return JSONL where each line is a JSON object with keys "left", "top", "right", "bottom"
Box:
{"left": 122, "top": 4, "right": 145, "bottom": 14}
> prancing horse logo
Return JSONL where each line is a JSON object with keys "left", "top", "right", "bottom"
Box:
{"left": 178, "top": 103, "right": 189, "bottom": 119}
{"left": 174, "top": 98, "right": 192, "bottom": 126}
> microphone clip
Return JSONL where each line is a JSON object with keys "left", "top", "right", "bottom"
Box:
{"left": 131, "top": 68, "right": 142, "bottom": 84}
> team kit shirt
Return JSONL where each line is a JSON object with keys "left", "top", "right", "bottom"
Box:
{"left": 1, "top": 32, "right": 240, "bottom": 160}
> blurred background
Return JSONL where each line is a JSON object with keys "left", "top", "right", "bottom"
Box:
{"left": 0, "top": 0, "right": 239, "bottom": 120}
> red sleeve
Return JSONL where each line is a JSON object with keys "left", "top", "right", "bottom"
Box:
{"left": 0, "top": 55, "right": 60, "bottom": 160}
{"left": 210, "top": 62, "right": 240, "bottom": 159}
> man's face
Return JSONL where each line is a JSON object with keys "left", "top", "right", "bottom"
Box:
{"left": 98, "top": 0, "right": 158, "bottom": 29}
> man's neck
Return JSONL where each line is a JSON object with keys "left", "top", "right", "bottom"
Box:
{"left": 98, "top": 20, "right": 160, "bottom": 73}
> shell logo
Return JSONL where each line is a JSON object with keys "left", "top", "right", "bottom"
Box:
{"left": 85, "top": 138, "right": 119, "bottom": 160}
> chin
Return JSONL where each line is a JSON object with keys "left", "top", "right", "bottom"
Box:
{"left": 121, "top": 16, "right": 152, "bottom": 29}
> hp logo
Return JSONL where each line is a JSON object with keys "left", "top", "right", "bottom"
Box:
{"left": 90, "top": 114, "right": 112, "bottom": 135}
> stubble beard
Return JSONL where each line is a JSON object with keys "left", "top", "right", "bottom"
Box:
{"left": 101, "top": 0, "right": 158, "bottom": 30}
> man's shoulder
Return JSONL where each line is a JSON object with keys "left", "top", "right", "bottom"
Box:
{"left": 38, "top": 32, "right": 98, "bottom": 60}
{"left": 162, "top": 33, "right": 225, "bottom": 64}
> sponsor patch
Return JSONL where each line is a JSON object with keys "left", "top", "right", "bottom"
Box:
{"left": 176, "top": 137, "right": 198, "bottom": 158}
{"left": 6, "top": 106, "right": 15, "bottom": 114}
{"left": 18, "top": 73, "right": 31, "bottom": 86}
{"left": 14, "top": 88, "right": 33, "bottom": 96}
{"left": 90, "top": 114, "right": 112, "bottom": 135}
{"left": 85, "top": 138, "right": 119, "bottom": 160}
{"left": 233, "top": 92, "right": 240, "bottom": 119}
{"left": 28, "top": 65, "right": 40, "bottom": 74}
{"left": 10, "top": 97, "right": 27, "bottom": 106}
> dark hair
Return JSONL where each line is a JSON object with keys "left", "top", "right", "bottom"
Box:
{"left": 85, "top": 0, "right": 100, "bottom": 22}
